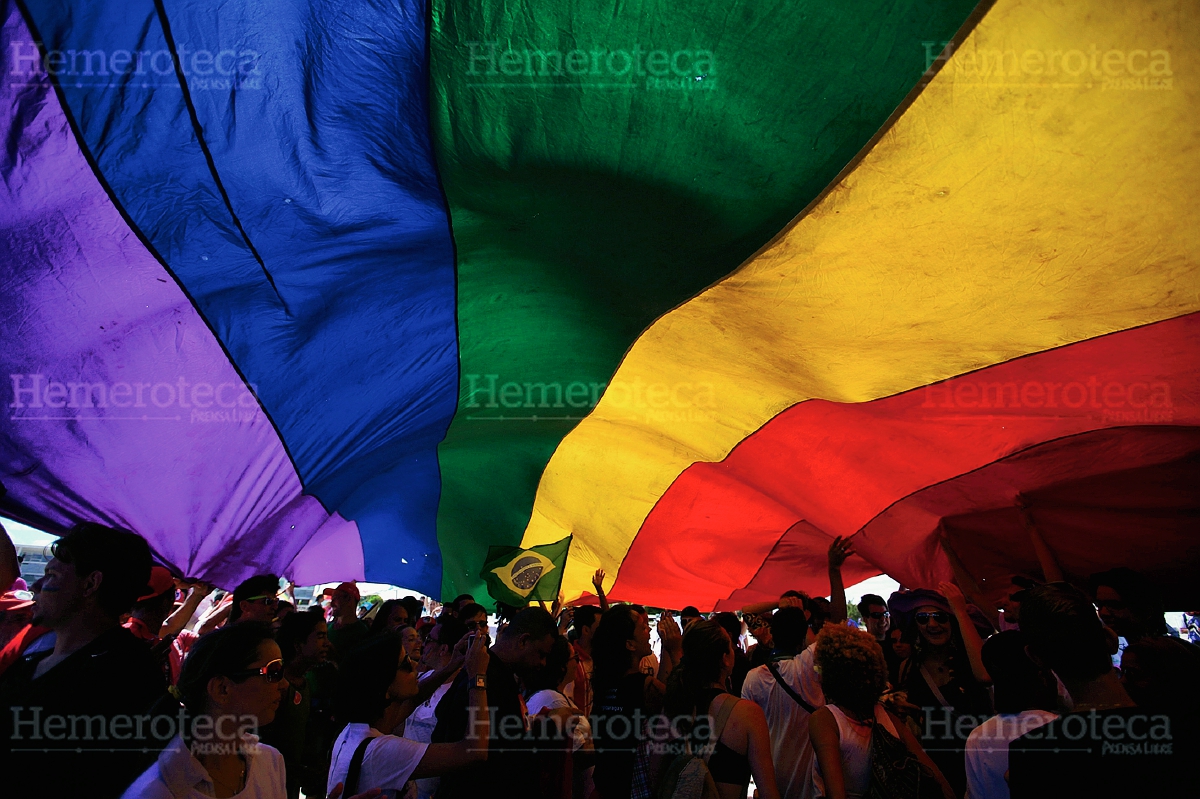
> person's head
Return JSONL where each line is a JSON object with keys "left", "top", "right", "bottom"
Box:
{"left": 32, "top": 523, "right": 152, "bottom": 627}
{"left": 779, "top": 590, "right": 809, "bottom": 612}
{"left": 592, "top": 604, "right": 651, "bottom": 686}
{"left": 712, "top": 612, "right": 743, "bottom": 652}
{"left": 276, "top": 607, "right": 332, "bottom": 669}
{"left": 912, "top": 602, "right": 954, "bottom": 648}
{"left": 768, "top": 606, "right": 808, "bottom": 655}
{"left": 680, "top": 606, "right": 703, "bottom": 630}
{"left": 525, "top": 634, "right": 575, "bottom": 695}
{"left": 981, "top": 631, "right": 1057, "bottom": 714}
{"left": 329, "top": 581, "right": 360, "bottom": 622}
{"left": 1020, "top": 583, "right": 1118, "bottom": 683}
{"left": 273, "top": 600, "right": 295, "bottom": 630}
{"left": 334, "top": 632, "right": 419, "bottom": 726}
{"left": 886, "top": 627, "right": 912, "bottom": 662}
{"left": 1088, "top": 567, "right": 1167, "bottom": 640}
{"left": 177, "top": 622, "right": 284, "bottom": 730}
{"left": 856, "top": 594, "right": 891, "bottom": 640}
{"left": 494, "top": 606, "right": 559, "bottom": 676}
{"left": 130, "top": 566, "right": 178, "bottom": 629}
{"left": 452, "top": 594, "right": 475, "bottom": 612}
{"left": 744, "top": 611, "right": 773, "bottom": 646}
{"left": 400, "top": 596, "right": 424, "bottom": 624}
{"left": 664, "top": 620, "right": 735, "bottom": 719}
{"left": 1119, "top": 636, "right": 1200, "bottom": 715}
{"left": 229, "top": 574, "right": 281, "bottom": 624}
{"left": 570, "top": 605, "right": 602, "bottom": 646}
{"left": 983, "top": 574, "right": 1040, "bottom": 625}
{"left": 457, "top": 602, "right": 489, "bottom": 637}
{"left": 807, "top": 596, "right": 831, "bottom": 633}
{"left": 400, "top": 625, "right": 423, "bottom": 662}
{"left": 419, "top": 615, "right": 468, "bottom": 672}
{"left": 814, "top": 624, "right": 887, "bottom": 717}
{"left": 371, "top": 599, "right": 409, "bottom": 635}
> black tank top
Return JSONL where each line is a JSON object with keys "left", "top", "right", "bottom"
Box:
{"left": 696, "top": 688, "right": 752, "bottom": 790}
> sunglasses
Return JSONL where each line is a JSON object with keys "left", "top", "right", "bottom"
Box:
{"left": 915, "top": 612, "right": 950, "bottom": 625}
{"left": 232, "top": 658, "right": 284, "bottom": 683}
{"left": 867, "top": 611, "right": 890, "bottom": 620}
{"left": 244, "top": 594, "right": 279, "bottom": 607}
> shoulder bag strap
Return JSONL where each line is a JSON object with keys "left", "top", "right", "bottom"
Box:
{"left": 767, "top": 658, "right": 815, "bottom": 713}
{"left": 702, "top": 693, "right": 739, "bottom": 763}
{"left": 918, "top": 664, "right": 954, "bottom": 709}
{"left": 344, "top": 734, "right": 375, "bottom": 797}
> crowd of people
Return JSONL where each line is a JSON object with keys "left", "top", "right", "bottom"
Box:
{"left": 0, "top": 519, "right": 1195, "bottom": 799}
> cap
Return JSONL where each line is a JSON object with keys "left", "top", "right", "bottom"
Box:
{"left": 137, "top": 566, "right": 175, "bottom": 603}
{"left": 333, "top": 581, "right": 360, "bottom": 601}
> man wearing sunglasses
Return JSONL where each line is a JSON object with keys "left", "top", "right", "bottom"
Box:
{"left": 856, "top": 593, "right": 891, "bottom": 643}
{"left": 229, "top": 573, "right": 283, "bottom": 625}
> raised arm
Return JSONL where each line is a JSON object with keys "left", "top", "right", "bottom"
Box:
{"left": 938, "top": 581, "right": 990, "bottom": 686}
{"left": 592, "top": 569, "right": 609, "bottom": 613}
{"left": 827, "top": 536, "right": 854, "bottom": 624}
{"left": 1016, "top": 495, "right": 1065, "bottom": 583}
{"left": 411, "top": 634, "right": 491, "bottom": 777}
{"left": 159, "top": 581, "right": 212, "bottom": 638}
{"left": 196, "top": 596, "right": 232, "bottom": 635}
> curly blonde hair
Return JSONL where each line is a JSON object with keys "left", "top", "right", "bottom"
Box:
{"left": 814, "top": 623, "right": 888, "bottom": 715}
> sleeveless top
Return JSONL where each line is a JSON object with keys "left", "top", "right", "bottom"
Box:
{"left": 810, "top": 704, "right": 898, "bottom": 799}
{"left": 696, "top": 688, "right": 752, "bottom": 790}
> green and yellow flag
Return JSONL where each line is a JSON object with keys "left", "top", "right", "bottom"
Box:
{"left": 481, "top": 535, "right": 572, "bottom": 606}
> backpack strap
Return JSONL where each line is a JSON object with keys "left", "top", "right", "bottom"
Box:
{"left": 767, "top": 658, "right": 815, "bottom": 713}
{"left": 344, "top": 734, "right": 375, "bottom": 797}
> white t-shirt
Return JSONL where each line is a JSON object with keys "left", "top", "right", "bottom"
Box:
{"left": 121, "top": 734, "right": 286, "bottom": 799}
{"left": 526, "top": 689, "right": 592, "bottom": 752}
{"left": 327, "top": 723, "right": 429, "bottom": 799}
{"left": 402, "top": 673, "right": 455, "bottom": 799}
{"left": 964, "top": 710, "right": 1058, "bottom": 799}
{"left": 741, "top": 645, "right": 825, "bottom": 799}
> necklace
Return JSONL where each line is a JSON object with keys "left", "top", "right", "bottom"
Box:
{"left": 208, "top": 757, "right": 246, "bottom": 797}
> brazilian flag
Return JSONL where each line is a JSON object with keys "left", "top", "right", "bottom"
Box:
{"left": 480, "top": 535, "right": 573, "bottom": 606}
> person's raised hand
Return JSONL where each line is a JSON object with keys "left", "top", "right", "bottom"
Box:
{"left": 558, "top": 606, "right": 574, "bottom": 633}
{"left": 657, "top": 610, "right": 683, "bottom": 655}
{"left": 326, "top": 783, "right": 383, "bottom": 799}
{"left": 592, "top": 568, "right": 606, "bottom": 593}
{"left": 827, "top": 535, "right": 855, "bottom": 569}
{"left": 465, "top": 628, "right": 490, "bottom": 679}
{"left": 938, "top": 581, "right": 968, "bottom": 612}
{"left": 779, "top": 594, "right": 802, "bottom": 610}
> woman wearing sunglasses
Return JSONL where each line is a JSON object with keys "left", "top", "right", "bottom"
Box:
{"left": 890, "top": 584, "right": 993, "bottom": 799}
{"left": 122, "top": 622, "right": 376, "bottom": 799}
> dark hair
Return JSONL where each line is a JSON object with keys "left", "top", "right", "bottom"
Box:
{"left": 457, "top": 602, "right": 488, "bottom": 622}
{"left": 681, "top": 606, "right": 702, "bottom": 618}
{"left": 277, "top": 607, "right": 325, "bottom": 664}
{"left": 434, "top": 616, "right": 468, "bottom": 648}
{"left": 1087, "top": 568, "right": 1167, "bottom": 633}
{"left": 591, "top": 605, "right": 641, "bottom": 689}
{"left": 712, "top": 612, "right": 742, "bottom": 650}
{"left": 51, "top": 523, "right": 152, "bottom": 618}
{"left": 526, "top": 635, "right": 573, "bottom": 694}
{"left": 229, "top": 574, "right": 279, "bottom": 623}
{"left": 769, "top": 607, "right": 808, "bottom": 653}
{"left": 177, "top": 622, "right": 277, "bottom": 716}
{"left": 452, "top": 594, "right": 474, "bottom": 609}
{"left": 981, "top": 631, "right": 1057, "bottom": 714}
{"left": 401, "top": 596, "right": 424, "bottom": 624}
{"left": 371, "top": 599, "right": 408, "bottom": 635}
{"left": 569, "top": 606, "right": 601, "bottom": 642}
{"left": 857, "top": 594, "right": 888, "bottom": 617}
{"left": 814, "top": 625, "right": 887, "bottom": 716}
{"left": 498, "top": 606, "right": 558, "bottom": 643}
{"left": 334, "top": 632, "right": 407, "bottom": 724}
{"left": 781, "top": 590, "right": 808, "bottom": 601}
{"left": 664, "top": 620, "right": 733, "bottom": 720}
{"left": 1020, "top": 583, "right": 1113, "bottom": 681}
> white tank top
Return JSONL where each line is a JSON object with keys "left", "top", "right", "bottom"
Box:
{"left": 811, "top": 704, "right": 898, "bottom": 799}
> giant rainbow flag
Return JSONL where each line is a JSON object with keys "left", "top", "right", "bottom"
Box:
{"left": 2, "top": 0, "right": 1196, "bottom": 609}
